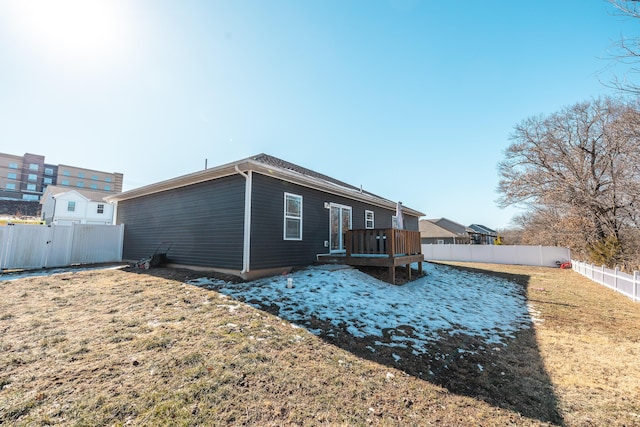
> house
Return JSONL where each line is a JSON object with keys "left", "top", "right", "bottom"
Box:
{"left": 468, "top": 224, "right": 498, "bottom": 245}
{"left": 106, "top": 154, "right": 425, "bottom": 280}
{"left": 40, "top": 186, "right": 115, "bottom": 225}
{"left": 419, "top": 218, "right": 473, "bottom": 244}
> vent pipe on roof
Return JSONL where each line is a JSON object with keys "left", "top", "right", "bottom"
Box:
{"left": 205, "top": 158, "right": 208, "bottom": 170}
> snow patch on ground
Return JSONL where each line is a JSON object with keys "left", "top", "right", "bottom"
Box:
{"left": 188, "top": 262, "right": 532, "bottom": 354}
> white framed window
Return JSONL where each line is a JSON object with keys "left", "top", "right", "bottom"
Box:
{"left": 26, "top": 184, "right": 36, "bottom": 191}
{"left": 67, "top": 201, "right": 76, "bottom": 212}
{"left": 97, "top": 204, "right": 104, "bottom": 214}
{"left": 365, "top": 210, "right": 374, "bottom": 229}
{"left": 283, "top": 193, "right": 302, "bottom": 240}
{"left": 5, "top": 183, "right": 16, "bottom": 190}
{"left": 437, "top": 239, "right": 445, "bottom": 245}
{"left": 7, "top": 172, "right": 17, "bottom": 180}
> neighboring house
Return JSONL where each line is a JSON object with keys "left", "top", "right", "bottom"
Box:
{"left": 468, "top": 224, "right": 498, "bottom": 245}
{"left": 107, "top": 154, "right": 425, "bottom": 280}
{"left": 419, "top": 218, "right": 473, "bottom": 244}
{"left": 40, "top": 186, "right": 115, "bottom": 225}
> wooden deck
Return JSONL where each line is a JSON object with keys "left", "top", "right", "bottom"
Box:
{"left": 318, "top": 228, "right": 424, "bottom": 285}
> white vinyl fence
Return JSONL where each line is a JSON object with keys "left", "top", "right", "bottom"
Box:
{"left": 0, "top": 224, "right": 124, "bottom": 271}
{"left": 571, "top": 260, "right": 639, "bottom": 302}
{"left": 422, "top": 244, "right": 571, "bottom": 268}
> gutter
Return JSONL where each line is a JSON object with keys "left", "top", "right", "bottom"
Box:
{"left": 235, "top": 165, "right": 252, "bottom": 275}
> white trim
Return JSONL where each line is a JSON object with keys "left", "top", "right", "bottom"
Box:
{"left": 235, "top": 166, "right": 252, "bottom": 274}
{"left": 106, "top": 156, "right": 425, "bottom": 218}
{"left": 329, "top": 202, "right": 352, "bottom": 253}
{"left": 365, "top": 210, "right": 374, "bottom": 229}
{"left": 284, "top": 192, "right": 303, "bottom": 241}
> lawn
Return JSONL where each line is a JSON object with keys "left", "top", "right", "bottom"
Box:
{"left": 0, "top": 261, "right": 639, "bottom": 426}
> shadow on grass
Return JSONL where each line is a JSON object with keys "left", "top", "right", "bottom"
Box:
{"left": 298, "top": 264, "right": 563, "bottom": 425}
{"left": 132, "top": 264, "right": 565, "bottom": 426}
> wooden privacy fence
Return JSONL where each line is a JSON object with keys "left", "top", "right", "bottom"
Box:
{"left": 571, "top": 260, "right": 639, "bottom": 302}
{"left": 0, "top": 224, "right": 124, "bottom": 271}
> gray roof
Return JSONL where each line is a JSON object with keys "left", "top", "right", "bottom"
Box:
{"left": 469, "top": 224, "right": 497, "bottom": 235}
{"left": 40, "top": 185, "right": 112, "bottom": 204}
{"left": 427, "top": 218, "right": 473, "bottom": 235}
{"left": 107, "top": 154, "right": 424, "bottom": 217}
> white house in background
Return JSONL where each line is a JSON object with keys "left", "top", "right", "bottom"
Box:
{"left": 40, "top": 186, "right": 115, "bottom": 225}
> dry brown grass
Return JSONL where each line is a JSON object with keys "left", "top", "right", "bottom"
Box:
{"left": 0, "top": 262, "right": 639, "bottom": 426}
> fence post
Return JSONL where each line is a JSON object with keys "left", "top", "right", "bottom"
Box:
{"left": 614, "top": 267, "right": 619, "bottom": 290}
{"left": 634, "top": 271, "right": 639, "bottom": 303}
{"left": 539, "top": 245, "right": 543, "bottom": 266}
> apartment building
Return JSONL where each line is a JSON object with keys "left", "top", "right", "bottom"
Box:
{"left": 0, "top": 151, "right": 123, "bottom": 205}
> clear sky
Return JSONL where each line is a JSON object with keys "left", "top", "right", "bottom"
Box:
{"left": 0, "top": 0, "right": 637, "bottom": 229}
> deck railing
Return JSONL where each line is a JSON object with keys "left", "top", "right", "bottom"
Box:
{"left": 345, "top": 228, "right": 422, "bottom": 258}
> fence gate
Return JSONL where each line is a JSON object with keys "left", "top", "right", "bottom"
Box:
{"left": 0, "top": 224, "right": 124, "bottom": 271}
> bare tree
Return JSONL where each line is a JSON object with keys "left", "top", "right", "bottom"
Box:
{"left": 607, "top": 0, "right": 640, "bottom": 94}
{"left": 497, "top": 97, "right": 640, "bottom": 266}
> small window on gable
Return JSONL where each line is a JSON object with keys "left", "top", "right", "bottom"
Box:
{"left": 67, "top": 201, "right": 76, "bottom": 212}
{"left": 365, "top": 210, "right": 374, "bottom": 229}
{"left": 97, "top": 204, "right": 104, "bottom": 214}
{"left": 284, "top": 193, "right": 302, "bottom": 240}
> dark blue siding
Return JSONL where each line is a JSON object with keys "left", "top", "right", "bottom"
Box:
{"left": 116, "top": 175, "right": 245, "bottom": 270}
{"left": 249, "top": 173, "right": 419, "bottom": 270}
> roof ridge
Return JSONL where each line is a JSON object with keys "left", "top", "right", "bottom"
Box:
{"left": 250, "top": 153, "right": 379, "bottom": 196}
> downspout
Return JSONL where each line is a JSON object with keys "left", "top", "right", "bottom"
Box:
{"left": 235, "top": 165, "right": 252, "bottom": 275}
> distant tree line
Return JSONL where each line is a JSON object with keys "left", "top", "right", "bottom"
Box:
{"left": 496, "top": 1, "right": 640, "bottom": 270}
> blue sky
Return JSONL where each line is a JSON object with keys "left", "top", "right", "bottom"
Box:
{"left": 0, "top": 0, "right": 637, "bottom": 229}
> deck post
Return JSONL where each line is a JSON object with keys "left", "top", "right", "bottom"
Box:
{"left": 389, "top": 265, "right": 395, "bottom": 285}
